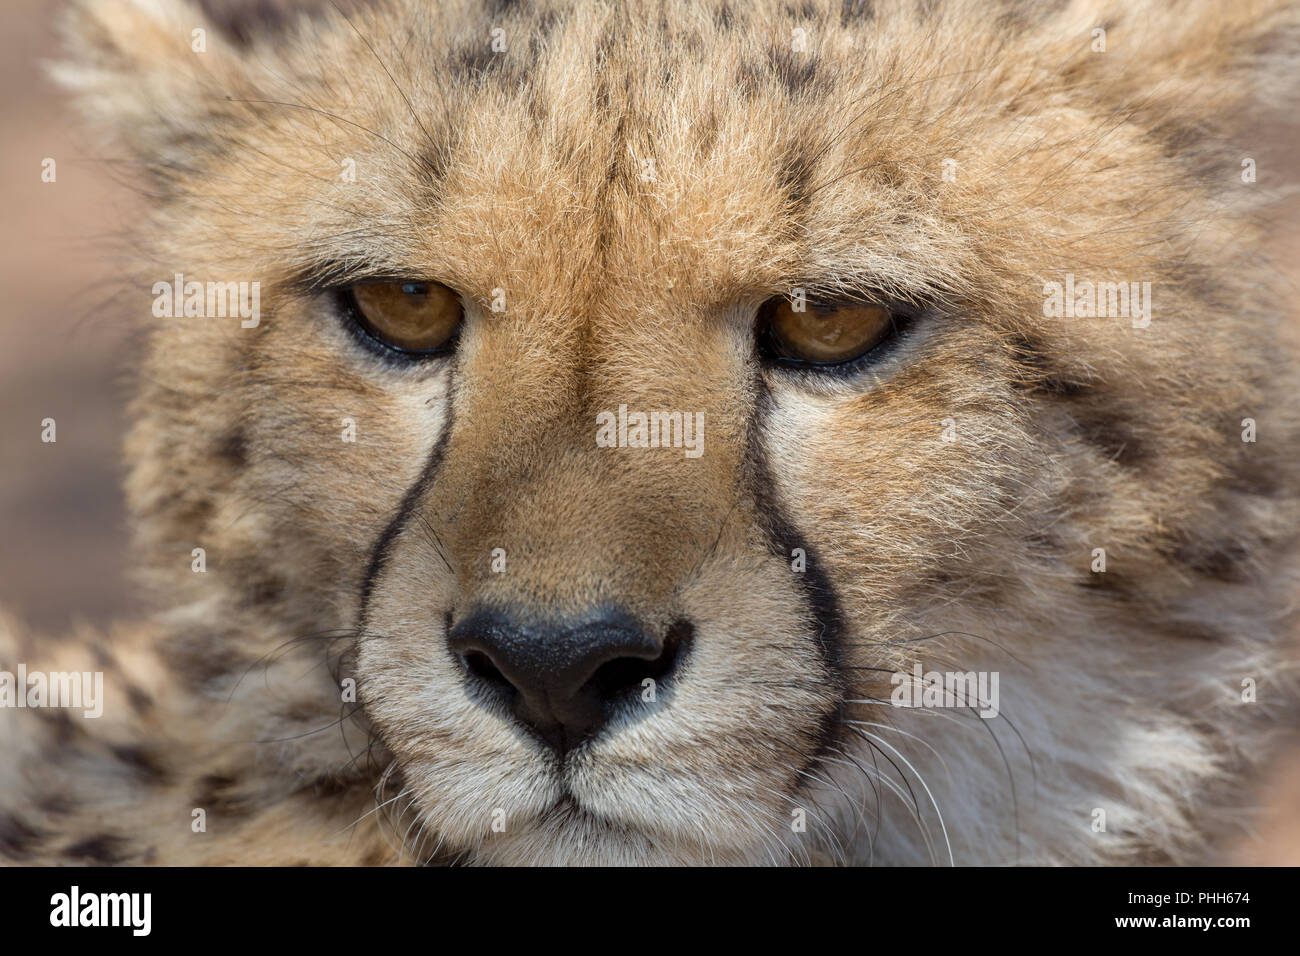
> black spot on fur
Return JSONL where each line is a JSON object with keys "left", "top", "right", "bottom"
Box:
{"left": 840, "top": 0, "right": 875, "bottom": 26}
{"left": 1008, "top": 333, "right": 1095, "bottom": 396}
{"left": 531, "top": 8, "right": 559, "bottom": 43}
{"left": 216, "top": 429, "right": 248, "bottom": 467}
{"left": 991, "top": 1, "right": 1051, "bottom": 36}
{"left": 1165, "top": 538, "right": 1252, "bottom": 584}
{"left": 278, "top": 697, "right": 326, "bottom": 723}
{"left": 738, "top": 44, "right": 828, "bottom": 101}
{"left": 449, "top": 40, "right": 502, "bottom": 81}
{"left": 735, "top": 60, "right": 763, "bottom": 99}
{"left": 63, "top": 834, "right": 129, "bottom": 864}
{"left": 783, "top": 0, "right": 820, "bottom": 20}
{"left": 0, "top": 813, "right": 45, "bottom": 860}
{"left": 303, "top": 773, "right": 357, "bottom": 799}
{"left": 485, "top": 0, "right": 528, "bottom": 17}
{"left": 1149, "top": 117, "right": 1213, "bottom": 163}
{"left": 161, "top": 635, "right": 250, "bottom": 692}
{"left": 112, "top": 744, "right": 171, "bottom": 786}
{"left": 693, "top": 108, "right": 721, "bottom": 158}
{"left": 40, "top": 793, "right": 76, "bottom": 817}
{"left": 1078, "top": 570, "right": 1129, "bottom": 597}
{"left": 767, "top": 46, "right": 821, "bottom": 97}
{"left": 241, "top": 566, "right": 287, "bottom": 608}
{"left": 1072, "top": 407, "right": 1147, "bottom": 466}
{"left": 197, "top": 0, "right": 359, "bottom": 48}
{"left": 601, "top": 112, "right": 632, "bottom": 188}
{"left": 1225, "top": 437, "right": 1285, "bottom": 498}
{"left": 126, "top": 683, "right": 154, "bottom": 715}
{"left": 194, "top": 773, "right": 255, "bottom": 819}
{"left": 32, "top": 708, "right": 81, "bottom": 746}
{"left": 448, "top": 17, "right": 536, "bottom": 92}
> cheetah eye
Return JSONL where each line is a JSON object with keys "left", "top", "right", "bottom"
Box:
{"left": 345, "top": 280, "right": 464, "bottom": 355}
{"left": 757, "top": 295, "right": 898, "bottom": 366}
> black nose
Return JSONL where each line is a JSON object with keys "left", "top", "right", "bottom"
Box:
{"left": 448, "top": 606, "right": 690, "bottom": 753}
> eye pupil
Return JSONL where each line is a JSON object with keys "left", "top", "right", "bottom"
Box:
{"left": 400, "top": 282, "right": 427, "bottom": 297}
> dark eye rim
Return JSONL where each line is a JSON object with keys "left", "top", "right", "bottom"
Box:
{"left": 755, "top": 294, "right": 917, "bottom": 370}
{"left": 335, "top": 279, "right": 464, "bottom": 360}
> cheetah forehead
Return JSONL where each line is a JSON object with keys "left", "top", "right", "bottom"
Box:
{"left": 68, "top": 0, "right": 1291, "bottom": 326}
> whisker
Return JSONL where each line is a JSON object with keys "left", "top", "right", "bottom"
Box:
{"left": 851, "top": 727, "right": 953, "bottom": 866}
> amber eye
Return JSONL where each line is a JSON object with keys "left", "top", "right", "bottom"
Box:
{"left": 758, "top": 295, "right": 897, "bottom": 365}
{"left": 346, "top": 280, "right": 464, "bottom": 354}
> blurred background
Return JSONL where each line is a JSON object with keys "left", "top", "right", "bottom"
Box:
{"left": 1, "top": 0, "right": 141, "bottom": 632}
{"left": 0, "top": 0, "right": 1297, "bottom": 862}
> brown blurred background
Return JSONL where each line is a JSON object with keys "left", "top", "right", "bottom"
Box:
{"left": 1, "top": 0, "right": 140, "bottom": 632}
{"left": 0, "top": 0, "right": 1296, "bottom": 862}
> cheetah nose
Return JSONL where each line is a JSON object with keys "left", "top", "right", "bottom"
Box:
{"left": 448, "top": 605, "right": 691, "bottom": 754}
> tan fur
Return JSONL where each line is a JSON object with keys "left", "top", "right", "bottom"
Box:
{"left": 2, "top": 0, "right": 1298, "bottom": 865}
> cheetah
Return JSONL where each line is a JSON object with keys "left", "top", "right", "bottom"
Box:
{"left": 2, "top": 0, "right": 1298, "bottom": 865}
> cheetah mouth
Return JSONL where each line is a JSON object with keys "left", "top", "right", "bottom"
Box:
{"left": 369, "top": 710, "right": 816, "bottom": 864}
{"left": 486, "top": 789, "right": 781, "bottom": 865}
{"left": 545, "top": 792, "right": 606, "bottom": 825}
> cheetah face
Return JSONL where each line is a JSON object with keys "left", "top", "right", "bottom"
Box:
{"left": 62, "top": 0, "right": 1298, "bottom": 864}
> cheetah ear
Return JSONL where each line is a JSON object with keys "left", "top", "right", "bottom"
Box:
{"left": 49, "top": 0, "right": 254, "bottom": 175}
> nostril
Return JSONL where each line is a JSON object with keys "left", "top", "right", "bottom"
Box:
{"left": 586, "top": 620, "right": 693, "bottom": 702}
{"left": 461, "top": 650, "right": 513, "bottom": 691}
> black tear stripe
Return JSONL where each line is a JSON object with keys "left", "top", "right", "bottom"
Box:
{"left": 745, "top": 375, "right": 849, "bottom": 762}
{"left": 357, "top": 400, "right": 457, "bottom": 631}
